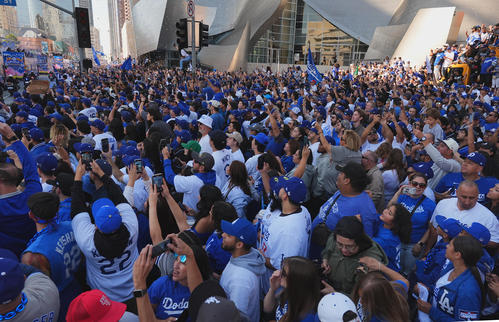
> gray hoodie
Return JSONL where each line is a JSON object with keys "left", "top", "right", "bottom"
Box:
{"left": 220, "top": 248, "right": 266, "bottom": 321}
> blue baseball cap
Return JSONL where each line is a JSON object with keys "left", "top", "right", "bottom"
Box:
{"left": 250, "top": 133, "right": 268, "bottom": 145}
{"left": 177, "top": 119, "right": 190, "bottom": 130}
{"left": 435, "top": 215, "right": 462, "bottom": 239}
{"left": 0, "top": 249, "right": 25, "bottom": 304}
{"left": 466, "top": 152, "right": 486, "bottom": 167}
{"left": 16, "top": 111, "right": 28, "bottom": 119}
{"left": 48, "top": 112, "right": 63, "bottom": 121}
{"left": 175, "top": 130, "right": 191, "bottom": 143}
{"left": 120, "top": 110, "right": 133, "bottom": 122}
{"left": 74, "top": 142, "right": 94, "bottom": 154}
{"left": 29, "top": 127, "right": 44, "bottom": 142}
{"left": 36, "top": 153, "right": 58, "bottom": 174}
{"left": 90, "top": 119, "right": 106, "bottom": 131}
{"left": 92, "top": 198, "right": 122, "bottom": 234}
{"left": 412, "top": 162, "right": 434, "bottom": 179}
{"left": 270, "top": 176, "right": 307, "bottom": 204}
{"left": 221, "top": 218, "right": 257, "bottom": 246}
{"left": 462, "top": 222, "right": 490, "bottom": 246}
{"left": 95, "top": 159, "right": 112, "bottom": 176}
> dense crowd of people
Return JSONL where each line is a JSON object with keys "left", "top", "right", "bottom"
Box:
{"left": 0, "top": 22, "right": 498, "bottom": 322}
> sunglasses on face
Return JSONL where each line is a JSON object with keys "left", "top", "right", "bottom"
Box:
{"left": 411, "top": 181, "right": 427, "bottom": 188}
{"left": 173, "top": 253, "right": 187, "bottom": 263}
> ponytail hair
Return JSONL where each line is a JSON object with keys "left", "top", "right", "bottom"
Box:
{"left": 452, "top": 235, "right": 485, "bottom": 308}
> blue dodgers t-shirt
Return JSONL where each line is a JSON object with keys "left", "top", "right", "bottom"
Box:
{"left": 435, "top": 172, "right": 499, "bottom": 203}
{"left": 205, "top": 231, "right": 231, "bottom": 274}
{"left": 281, "top": 155, "right": 295, "bottom": 174}
{"left": 373, "top": 222, "right": 401, "bottom": 272}
{"left": 312, "top": 191, "right": 378, "bottom": 235}
{"left": 397, "top": 194, "right": 435, "bottom": 243}
{"left": 310, "top": 191, "right": 378, "bottom": 259}
{"left": 148, "top": 276, "right": 190, "bottom": 319}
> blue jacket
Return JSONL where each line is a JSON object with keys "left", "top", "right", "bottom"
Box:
{"left": 29, "top": 142, "right": 50, "bottom": 161}
{"left": 1, "top": 140, "right": 41, "bottom": 257}
{"left": 430, "top": 269, "right": 482, "bottom": 321}
{"left": 222, "top": 182, "right": 252, "bottom": 218}
{"left": 415, "top": 239, "right": 448, "bottom": 288}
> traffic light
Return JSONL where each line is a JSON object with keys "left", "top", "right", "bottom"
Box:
{"left": 75, "top": 7, "right": 91, "bottom": 48}
{"left": 199, "top": 22, "right": 209, "bottom": 47}
{"left": 176, "top": 18, "right": 188, "bottom": 49}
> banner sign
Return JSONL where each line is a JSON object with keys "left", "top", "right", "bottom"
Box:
{"left": 3, "top": 51, "right": 24, "bottom": 77}
{"left": 53, "top": 55, "right": 63, "bottom": 69}
{"left": 37, "top": 55, "right": 49, "bottom": 73}
{"left": 0, "top": 0, "right": 16, "bottom": 7}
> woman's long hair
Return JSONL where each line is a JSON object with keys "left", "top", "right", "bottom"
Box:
{"left": 383, "top": 148, "right": 406, "bottom": 182}
{"left": 452, "top": 235, "right": 485, "bottom": 307}
{"left": 143, "top": 131, "right": 162, "bottom": 172}
{"left": 279, "top": 257, "right": 321, "bottom": 322}
{"left": 352, "top": 272, "right": 409, "bottom": 322}
{"left": 390, "top": 204, "right": 412, "bottom": 244}
{"left": 195, "top": 184, "right": 223, "bottom": 221}
{"left": 228, "top": 161, "right": 251, "bottom": 196}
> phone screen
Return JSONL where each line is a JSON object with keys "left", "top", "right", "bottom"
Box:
{"left": 101, "top": 138, "right": 109, "bottom": 153}
{"left": 134, "top": 159, "right": 143, "bottom": 173}
{"left": 152, "top": 174, "right": 163, "bottom": 192}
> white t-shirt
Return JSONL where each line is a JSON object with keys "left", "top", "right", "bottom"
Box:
{"left": 79, "top": 107, "right": 97, "bottom": 120}
{"left": 231, "top": 149, "right": 245, "bottom": 163}
{"left": 245, "top": 154, "right": 261, "bottom": 183}
{"left": 199, "top": 134, "right": 212, "bottom": 154}
{"left": 260, "top": 206, "right": 312, "bottom": 293}
{"left": 93, "top": 132, "right": 118, "bottom": 152}
{"left": 432, "top": 269, "right": 453, "bottom": 307}
{"left": 361, "top": 140, "right": 384, "bottom": 153}
{"left": 72, "top": 203, "right": 139, "bottom": 302}
{"left": 212, "top": 149, "right": 232, "bottom": 189}
{"left": 431, "top": 198, "right": 499, "bottom": 243}
{"left": 310, "top": 141, "right": 320, "bottom": 166}
{"left": 174, "top": 174, "right": 205, "bottom": 210}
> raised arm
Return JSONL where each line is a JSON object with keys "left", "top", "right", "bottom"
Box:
{"left": 316, "top": 121, "right": 332, "bottom": 154}
{"left": 361, "top": 115, "right": 381, "bottom": 144}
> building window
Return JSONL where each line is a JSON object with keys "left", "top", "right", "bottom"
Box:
{"left": 249, "top": 0, "right": 368, "bottom": 67}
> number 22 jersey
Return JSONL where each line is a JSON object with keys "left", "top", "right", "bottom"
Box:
{"left": 72, "top": 203, "right": 139, "bottom": 302}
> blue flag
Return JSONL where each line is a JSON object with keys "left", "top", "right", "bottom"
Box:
{"left": 92, "top": 47, "right": 100, "bottom": 66}
{"left": 121, "top": 56, "right": 132, "bottom": 71}
{"left": 307, "top": 47, "right": 322, "bottom": 83}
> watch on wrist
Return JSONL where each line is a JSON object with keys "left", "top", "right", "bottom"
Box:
{"left": 133, "top": 289, "right": 147, "bottom": 298}
{"left": 417, "top": 241, "right": 425, "bottom": 247}
{"left": 420, "top": 136, "right": 426, "bottom": 142}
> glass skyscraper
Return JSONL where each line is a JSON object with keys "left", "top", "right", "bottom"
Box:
{"left": 249, "top": 0, "right": 368, "bottom": 67}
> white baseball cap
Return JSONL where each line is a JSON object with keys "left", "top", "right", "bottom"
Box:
{"left": 317, "top": 292, "right": 359, "bottom": 322}
{"left": 198, "top": 114, "right": 213, "bottom": 129}
{"left": 442, "top": 138, "right": 458, "bottom": 153}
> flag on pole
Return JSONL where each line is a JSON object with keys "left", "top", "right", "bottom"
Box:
{"left": 307, "top": 47, "right": 322, "bottom": 83}
{"left": 353, "top": 65, "right": 359, "bottom": 77}
{"left": 121, "top": 56, "right": 132, "bottom": 71}
{"left": 92, "top": 47, "right": 101, "bottom": 66}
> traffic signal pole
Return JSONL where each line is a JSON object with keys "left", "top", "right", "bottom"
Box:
{"left": 191, "top": 16, "right": 196, "bottom": 76}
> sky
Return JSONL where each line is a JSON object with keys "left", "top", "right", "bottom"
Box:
{"left": 91, "top": 0, "right": 111, "bottom": 57}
